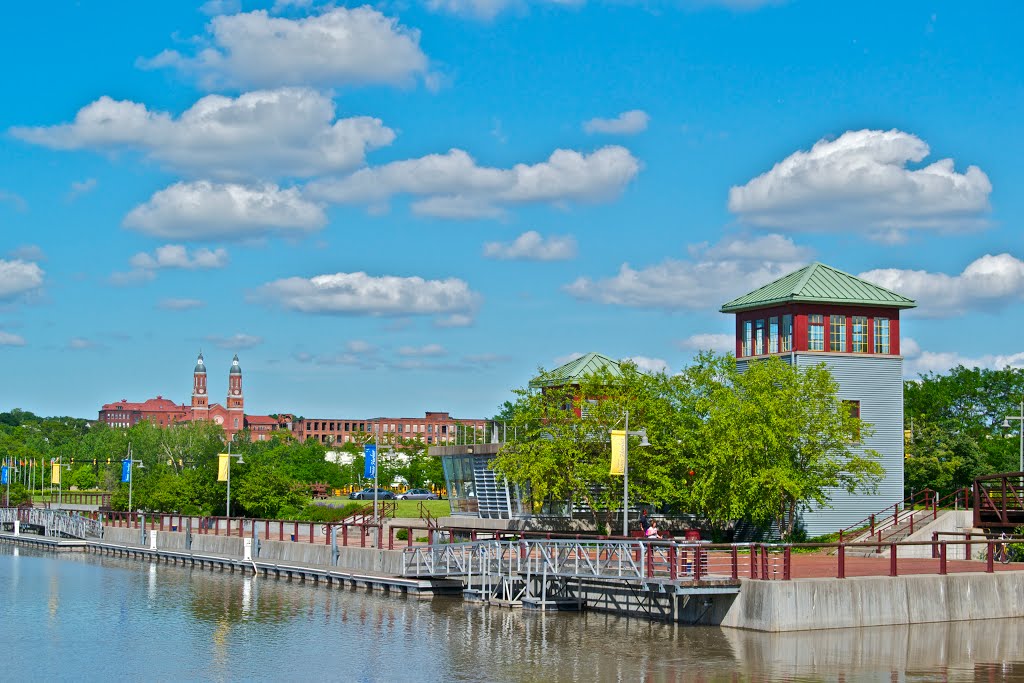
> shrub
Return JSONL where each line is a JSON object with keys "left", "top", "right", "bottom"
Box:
{"left": 396, "top": 529, "right": 409, "bottom": 541}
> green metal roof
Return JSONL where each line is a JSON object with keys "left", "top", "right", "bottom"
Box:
{"left": 529, "top": 352, "right": 622, "bottom": 388}
{"left": 719, "top": 262, "right": 916, "bottom": 313}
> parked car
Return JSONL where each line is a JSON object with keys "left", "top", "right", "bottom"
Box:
{"left": 397, "top": 488, "right": 440, "bottom": 500}
{"left": 349, "top": 488, "right": 396, "bottom": 500}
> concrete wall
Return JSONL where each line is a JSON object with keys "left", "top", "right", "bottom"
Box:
{"left": 101, "top": 525, "right": 405, "bottom": 575}
{"left": 713, "top": 573, "right": 1024, "bottom": 632}
{"left": 890, "top": 510, "right": 974, "bottom": 559}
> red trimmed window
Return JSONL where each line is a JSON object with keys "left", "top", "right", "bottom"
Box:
{"left": 829, "top": 315, "right": 846, "bottom": 352}
{"left": 808, "top": 314, "right": 825, "bottom": 351}
{"left": 852, "top": 316, "right": 868, "bottom": 353}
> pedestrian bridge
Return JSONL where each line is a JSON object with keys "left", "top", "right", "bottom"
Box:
{"left": 403, "top": 538, "right": 741, "bottom": 612}
{"left": 0, "top": 507, "right": 104, "bottom": 540}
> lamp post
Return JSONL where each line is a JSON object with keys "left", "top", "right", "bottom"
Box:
{"left": 124, "top": 443, "right": 145, "bottom": 512}
{"left": 4, "top": 459, "right": 15, "bottom": 507}
{"left": 615, "top": 410, "right": 650, "bottom": 537}
{"left": 1002, "top": 399, "right": 1024, "bottom": 476}
{"left": 50, "top": 456, "right": 72, "bottom": 510}
{"left": 224, "top": 446, "right": 245, "bottom": 518}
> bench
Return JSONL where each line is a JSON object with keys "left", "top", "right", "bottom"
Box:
{"left": 310, "top": 483, "right": 329, "bottom": 500}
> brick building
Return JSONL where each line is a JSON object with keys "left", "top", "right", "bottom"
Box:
{"left": 293, "top": 411, "right": 488, "bottom": 447}
{"left": 98, "top": 352, "right": 285, "bottom": 442}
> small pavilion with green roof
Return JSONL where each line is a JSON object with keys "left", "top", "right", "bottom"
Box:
{"left": 720, "top": 262, "right": 916, "bottom": 536}
{"left": 529, "top": 352, "right": 622, "bottom": 390}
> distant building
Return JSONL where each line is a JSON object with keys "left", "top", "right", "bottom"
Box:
{"left": 720, "top": 261, "right": 916, "bottom": 536}
{"left": 98, "top": 352, "right": 285, "bottom": 442}
{"left": 293, "top": 411, "right": 489, "bottom": 447}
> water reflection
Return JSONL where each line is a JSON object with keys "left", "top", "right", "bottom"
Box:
{"left": 3, "top": 544, "right": 1024, "bottom": 682}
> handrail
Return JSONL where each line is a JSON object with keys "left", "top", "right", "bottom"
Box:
{"left": 837, "top": 487, "right": 970, "bottom": 543}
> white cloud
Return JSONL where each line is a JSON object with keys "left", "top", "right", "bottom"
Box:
{"left": 901, "top": 337, "right": 1024, "bottom": 377}
{"left": 308, "top": 145, "right": 639, "bottom": 218}
{"left": 206, "top": 333, "right": 263, "bottom": 349}
{"left": 13, "top": 89, "right": 394, "bottom": 179}
{"left": 138, "top": 8, "right": 430, "bottom": 90}
{"left": 728, "top": 129, "right": 991, "bottom": 241}
{"left": 8, "top": 245, "right": 45, "bottom": 262}
{"left": 859, "top": 254, "right": 1024, "bottom": 318}
{"left": 200, "top": 0, "right": 241, "bottom": 15}
{"left": 625, "top": 355, "right": 669, "bottom": 373}
{"left": 123, "top": 181, "right": 325, "bottom": 241}
{"left": 158, "top": 298, "right": 205, "bottom": 311}
{"left": 0, "top": 259, "right": 44, "bottom": 300}
{"left": 584, "top": 110, "right": 649, "bottom": 135}
{"left": 676, "top": 333, "right": 734, "bottom": 354}
{"left": 256, "top": 271, "right": 481, "bottom": 320}
{"left": 0, "top": 190, "right": 27, "bottom": 212}
{"left": 130, "top": 245, "right": 229, "bottom": 271}
{"left": 554, "top": 351, "right": 584, "bottom": 365}
{"left": 426, "top": 0, "right": 585, "bottom": 20}
{"left": 66, "top": 178, "right": 97, "bottom": 202}
{"left": 68, "top": 337, "right": 97, "bottom": 350}
{"left": 565, "top": 233, "right": 810, "bottom": 310}
{"left": 0, "top": 331, "right": 26, "bottom": 347}
{"left": 398, "top": 343, "right": 447, "bottom": 357}
{"left": 434, "top": 313, "right": 474, "bottom": 328}
{"left": 483, "top": 231, "right": 577, "bottom": 261}
{"left": 345, "top": 340, "right": 376, "bottom": 354}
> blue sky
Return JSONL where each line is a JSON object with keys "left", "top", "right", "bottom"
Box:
{"left": 1, "top": 1, "right": 1022, "bottom": 420}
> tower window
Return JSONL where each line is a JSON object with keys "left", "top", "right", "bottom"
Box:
{"left": 808, "top": 315, "right": 825, "bottom": 351}
{"left": 754, "top": 319, "right": 765, "bottom": 355}
{"left": 781, "top": 315, "right": 793, "bottom": 352}
{"left": 874, "top": 318, "right": 890, "bottom": 354}
{"left": 829, "top": 315, "right": 846, "bottom": 352}
{"left": 768, "top": 317, "right": 779, "bottom": 354}
{"left": 742, "top": 320, "right": 753, "bottom": 357}
{"left": 852, "top": 316, "right": 868, "bottom": 353}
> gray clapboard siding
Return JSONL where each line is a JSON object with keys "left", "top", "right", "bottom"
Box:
{"left": 737, "top": 353, "right": 904, "bottom": 537}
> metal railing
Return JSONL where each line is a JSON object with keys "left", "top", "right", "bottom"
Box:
{"left": 0, "top": 507, "right": 104, "bottom": 539}
{"left": 974, "top": 472, "right": 1024, "bottom": 528}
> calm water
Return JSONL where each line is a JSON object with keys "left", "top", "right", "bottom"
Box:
{"left": 3, "top": 545, "right": 1024, "bottom": 682}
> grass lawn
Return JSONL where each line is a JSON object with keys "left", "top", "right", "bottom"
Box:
{"left": 323, "top": 497, "right": 450, "bottom": 519}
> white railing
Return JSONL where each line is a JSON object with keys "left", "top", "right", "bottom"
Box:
{"left": 0, "top": 507, "right": 104, "bottom": 539}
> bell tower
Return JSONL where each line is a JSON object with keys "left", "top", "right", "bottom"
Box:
{"left": 227, "top": 354, "right": 244, "bottom": 414}
{"left": 191, "top": 351, "right": 209, "bottom": 419}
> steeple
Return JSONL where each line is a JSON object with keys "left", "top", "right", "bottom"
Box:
{"left": 191, "top": 351, "right": 209, "bottom": 415}
{"left": 227, "top": 354, "right": 244, "bottom": 413}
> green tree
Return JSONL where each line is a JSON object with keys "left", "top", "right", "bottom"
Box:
{"left": 233, "top": 464, "right": 306, "bottom": 518}
{"left": 904, "top": 421, "right": 983, "bottom": 498}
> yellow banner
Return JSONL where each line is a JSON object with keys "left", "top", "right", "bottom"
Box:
{"left": 218, "top": 454, "right": 230, "bottom": 482}
{"left": 610, "top": 430, "right": 626, "bottom": 476}
{"left": 51, "top": 462, "right": 61, "bottom": 485}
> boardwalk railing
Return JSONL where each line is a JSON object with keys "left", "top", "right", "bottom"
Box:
{"left": 403, "top": 538, "right": 739, "bottom": 583}
{"left": 0, "top": 507, "right": 104, "bottom": 539}
{"left": 974, "top": 472, "right": 1024, "bottom": 528}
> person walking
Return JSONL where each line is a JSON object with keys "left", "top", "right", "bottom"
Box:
{"left": 639, "top": 509, "right": 651, "bottom": 535}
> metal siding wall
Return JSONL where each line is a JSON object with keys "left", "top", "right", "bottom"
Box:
{"left": 794, "top": 354, "right": 904, "bottom": 537}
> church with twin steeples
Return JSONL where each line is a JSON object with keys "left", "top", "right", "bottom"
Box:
{"left": 98, "top": 352, "right": 283, "bottom": 441}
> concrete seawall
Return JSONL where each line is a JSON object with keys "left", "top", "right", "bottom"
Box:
{"left": 706, "top": 573, "right": 1024, "bottom": 632}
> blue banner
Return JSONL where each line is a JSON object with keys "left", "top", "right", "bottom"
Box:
{"left": 121, "top": 459, "right": 131, "bottom": 483}
{"left": 1, "top": 466, "right": 7, "bottom": 486}
{"left": 363, "top": 444, "right": 377, "bottom": 479}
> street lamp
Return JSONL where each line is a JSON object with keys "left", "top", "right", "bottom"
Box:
{"left": 613, "top": 410, "right": 650, "bottom": 537}
{"left": 224, "top": 448, "right": 245, "bottom": 517}
{"left": 1002, "top": 399, "right": 1024, "bottom": 475}
{"left": 124, "top": 446, "right": 145, "bottom": 512}
{"left": 3, "top": 459, "right": 17, "bottom": 508}
{"left": 50, "top": 456, "right": 71, "bottom": 510}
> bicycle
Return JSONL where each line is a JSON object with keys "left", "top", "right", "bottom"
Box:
{"left": 995, "top": 533, "right": 1012, "bottom": 564}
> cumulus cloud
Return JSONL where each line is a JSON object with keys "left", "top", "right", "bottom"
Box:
{"left": 434, "top": 313, "right": 474, "bottom": 328}
{"left": 583, "top": 110, "right": 649, "bottom": 135}
{"left": 200, "top": 0, "right": 241, "bottom": 15}
{"left": 398, "top": 343, "right": 447, "bottom": 357}
{"left": 0, "top": 331, "right": 26, "bottom": 346}
{"left": 307, "top": 145, "right": 639, "bottom": 218}
{"left": 130, "top": 245, "right": 229, "bottom": 271}
{"left": 901, "top": 336, "right": 1024, "bottom": 377}
{"left": 676, "top": 333, "right": 734, "bottom": 354}
{"left": 138, "top": 8, "right": 430, "bottom": 90}
{"left": 68, "top": 337, "right": 97, "bottom": 350}
{"left": 728, "top": 129, "right": 991, "bottom": 241}
{"left": 255, "top": 271, "right": 480, "bottom": 321}
{"left": 13, "top": 88, "right": 394, "bottom": 179}
{"left": 859, "top": 254, "right": 1024, "bottom": 318}
{"left": 158, "top": 298, "right": 205, "bottom": 311}
{"left": 625, "top": 356, "right": 669, "bottom": 373}
{"left": 0, "top": 259, "right": 45, "bottom": 300}
{"left": 206, "top": 333, "right": 263, "bottom": 349}
{"left": 565, "top": 233, "right": 810, "bottom": 310}
{"left": 8, "top": 245, "right": 45, "bottom": 262}
{"left": 123, "top": 181, "right": 325, "bottom": 241}
{"left": 554, "top": 351, "right": 584, "bottom": 365}
{"left": 0, "top": 190, "right": 27, "bottom": 212}
{"left": 66, "top": 178, "right": 97, "bottom": 202}
{"left": 482, "top": 231, "right": 577, "bottom": 261}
